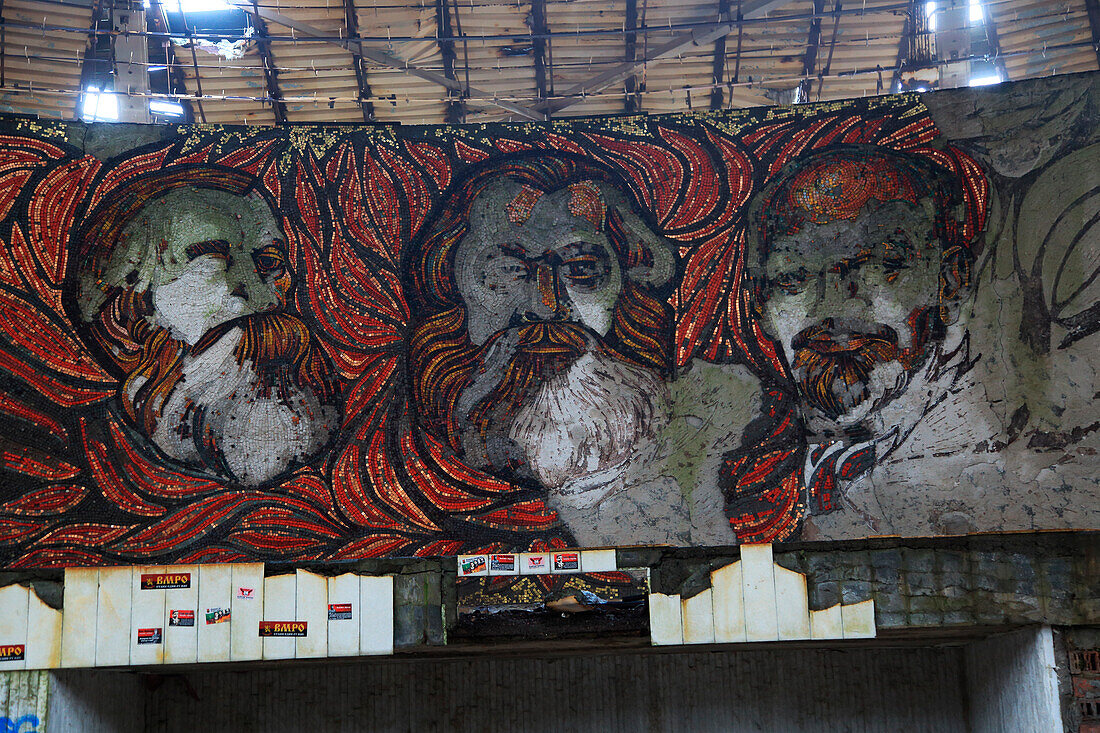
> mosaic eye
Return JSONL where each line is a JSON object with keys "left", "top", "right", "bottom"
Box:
{"left": 771, "top": 267, "right": 809, "bottom": 295}
{"left": 253, "top": 243, "right": 287, "bottom": 282}
{"left": 185, "top": 239, "right": 231, "bottom": 263}
{"left": 475, "top": 247, "right": 529, "bottom": 293}
{"left": 559, "top": 242, "right": 611, "bottom": 293}
{"left": 489, "top": 246, "right": 529, "bottom": 278}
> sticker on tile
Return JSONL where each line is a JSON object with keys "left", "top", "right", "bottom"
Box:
{"left": 552, "top": 551, "right": 580, "bottom": 573}
{"left": 0, "top": 583, "right": 29, "bottom": 671}
{"left": 137, "top": 628, "right": 162, "bottom": 645}
{"left": 457, "top": 555, "right": 488, "bottom": 577}
{"left": 489, "top": 554, "right": 518, "bottom": 575}
{"left": 140, "top": 573, "right": 190, "bottom": 590}
{"left": 131, "top": 566, "right": 166, "bottom": 666}
{"left": 520, "top": 553, "right": 551, "bottom": 575}
{"left": 230, "top": 562, "right": 265, "bottom": 662}
{"left": 168, "top": 610, "right": 194, "bottom": 627}
{"left": 205, "top": 608, "right": 231, "bottom": 624}
{"left": 328, "top": 603, "right": 353, "bottom": 621}
{"left": 259, "top": 621, "right": 307, "bottom": 637}
{"left": 0, "top": 645, "right": 25, "bottom": 662}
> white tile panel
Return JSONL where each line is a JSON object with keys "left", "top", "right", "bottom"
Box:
{"left": 810, "top": 604, "right": 843, "bottom": 640}
{"left": 681, "top": 589, "right": 715, "bottom": 645}
{"left": 519, "top": 553, "right": 551, "bottom": 575}
{"left": 230, "top": 563, "right": 264, "bottom": 662}
{"left": 551, "top": 551, "right": 582, "bottom": 574}
{"left": 197, "top": 564, "right": 233, "bottom": 664}
{"left": 740, "top": 544, "right": 779, "bottom": 642}
{"left": 0, "top": 583, "right": 29, "bottom": 671}
{"left": 94, "top": 567, "right": 132, "bottom": 667}
{"left": 457, "top": 554, "right": 489, "bottom": 577}
{"left": 295, "top": 570, "right": 328, "bottom": 659}
{"left": 359, "top": 575, "right": 394, "bottom": 656}
{"left": 711, "top": 561, "right": 747, "bottom": 644}
{"left": 580, "top": 550, "right": 617, "bottom": 573}
{"left": 774, "top": 565, "right": 811, "bottom": 641}
{"left": 841, "top": 599, "right": 876, "bottom": 639}
{"left": 160, "top": 561, "right": 198, "bottom": 664}
{"left": 130, "top": 566, "right": 165, "bottom": 666}
{"left": 25, "top": 587, "right": 61, "bottom": 670}
{"left": 61, "top": 567, "right": 98, "bottom": 668}
{"left": 262, "top": 574, "right": 297, "bottom": 661}
{"left": 648, "top": 592, "right": 683, "bottom": 646}
{"left": 488, "top": 554, "right": 520, "bottom": 575}
{"left": 326, "top": 573, "right": 360, "bottom": 657}
{"left": 163, "top": 565, "right": 199, "bottom": 666}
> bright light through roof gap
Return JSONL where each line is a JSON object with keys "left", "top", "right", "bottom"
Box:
{"left": 81, "top": 86, "right": 119, "bottom": 122}
{"left": 150, "top": 99, "right": 185, "bottom": 116}
{"left": 969, "top": 0, "right": 983, "bottom": 22}
{"left": 162, "top": 0, "right": 237, "bottom": 11}
{"left": 925, "top": 1, "right": 937, "bottom": 32}
{"left": 969, "top": 73, "right": 1001, "bottom": 87}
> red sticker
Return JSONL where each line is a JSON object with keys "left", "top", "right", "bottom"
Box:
{"left": 258, "top": 621, "right": 307, "bottom": 637}
{"left": 140, "top": 573, "right": 191, "bottom": 590}
{"left": 137, "top": 628, "right": 162, "bottom": 644}
{"left": 168, "top": 609, "right": 194, "bottom": 627}
{"left": 328, "top": 603, "right": 353, "bottom": 620}
{"left": 0, "top": 644, "right": 25, "bottom": 661}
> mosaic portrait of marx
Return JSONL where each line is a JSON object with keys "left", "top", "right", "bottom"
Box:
{"left": 406, "top": 155, "right": 679, "bottom": 516}
{"left": 72, "top": 166, "right": 340, "bottom": 488}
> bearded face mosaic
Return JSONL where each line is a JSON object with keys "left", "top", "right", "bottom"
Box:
{"left": 0, "top": 72, "right": 1096, "bottom": 567}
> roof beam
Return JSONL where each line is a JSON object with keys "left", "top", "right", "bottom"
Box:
{"left": 229, "top": 0, "right": 546, "bottom": 121}
{"left": 343, "top": 0, "right": 375, "bottom": 122}
{"left": 249, "top": 2, "right": 287, "bottom": 124}
{"left": 980, "top": 3, "right": 1008, "bottom": 81}
{"left": 535, "top": 0, "right": 798, "bottom": 116}
{"left": 623, "top": 0, "right": 640, "bottom": 113}
{"left": 1086, "top": 0, "right": 1100, "bottom": 69}
{"left": 890, "top": 0, "right": 920, "bottom": 92}
{"left": 437, "top": 0, "right": 464, "bottom": 123}
{"left": 732, "top": 0, "right": 744, "bottom": 85}
{"left": 531, "top": 0, "right": 550, "bottom": 107}
{"left": 1, "top": 0, "right": 6, "bottom": 91}
{"left": 814, "top": 0, "right": 842, "bottom": 101}
{"left": 798, "top": 0, "right": 825, "bottom": 102}
{"left": 171, "top": 3, "right": 207, "bottom": 123}
{"left": 709, "top": 0, "right": 731, "bottom": 109}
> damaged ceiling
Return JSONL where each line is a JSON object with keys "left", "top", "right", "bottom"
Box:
{"left": 0, "top": 0, "right": 1095, "bottom": 125}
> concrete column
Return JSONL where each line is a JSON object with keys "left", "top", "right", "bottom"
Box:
{"left": 0, "top": 670, "right": 50, "bottom": 733}
{"left": 964, "top": 625, "right": 1064, "bottom": 732}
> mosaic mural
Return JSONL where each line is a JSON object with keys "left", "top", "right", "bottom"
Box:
{"left": 0, "top": 72, "right": 1095, "bottom": 566}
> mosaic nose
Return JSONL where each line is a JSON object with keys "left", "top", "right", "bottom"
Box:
{"left": 520, "top": 262, "right": 569, "bottom": 321}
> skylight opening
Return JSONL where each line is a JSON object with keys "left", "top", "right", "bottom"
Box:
{"left": 163, "top": 0, "right": 252, "bottom": 60}
{"left": 969, "top": 73, "right": 1001, "bottom": 87}
{"left": 81, "top": 86, "right": 119, "bottom": 122}
{"left": 925, "top": 1, "right": 937, "bottom": 32}
{"left": 150, "top": 99, "right": 185, "bottom": 117}
{"left": 968, "top": 0, "right": 984, "bottom": 23}
{"left": 162, "top": 0, "right": 237, "bottom": 11}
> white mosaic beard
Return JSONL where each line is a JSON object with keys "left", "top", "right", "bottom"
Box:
{"left": 145, "top": 327, "right": 338, "bottom": 487}
{"left": 508, "top": 349, "right": 668, "bottom": 508}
